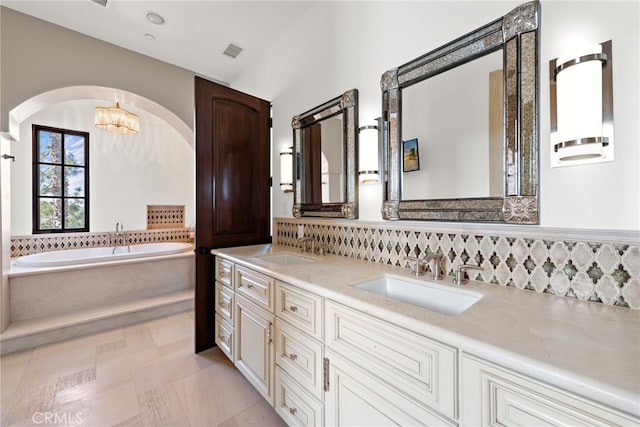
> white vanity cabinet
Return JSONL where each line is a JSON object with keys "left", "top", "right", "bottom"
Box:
{"left": 214, "top": 257, "right": 235, "bottom": 360}
{"left": 274, "top": 281, "right": 326, "bottom": 426}
{"left": 461, "top": 354, "right": 639, "bottom": 426}
{"left": 213, "top": 250, "right": 638, "bottom": 427}
{"left": 214, "top": 258, "right": 276, "bottom": 405}
{"left": 324, "top": 300, "right": 458, "bottom": 425}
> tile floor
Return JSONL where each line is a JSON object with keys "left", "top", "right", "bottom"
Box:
{"left": 1, "top": 310, "right": 286, "bottom": 427}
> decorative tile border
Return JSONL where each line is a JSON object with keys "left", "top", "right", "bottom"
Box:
{"left": 10, "top": 228, "right": 193, "bottom": 257}
{"left": 274, "top": 218, "right": 640, "bottom": 310}
{"left": 147, "top": 205, "right": 185, "bottom": 229}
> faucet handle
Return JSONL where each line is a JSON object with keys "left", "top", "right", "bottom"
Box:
{"left": 454, "top": 263, "right": 483, "bottom": 285}
{"left": 403, "top": 256, "right": 424, "bottom": 276}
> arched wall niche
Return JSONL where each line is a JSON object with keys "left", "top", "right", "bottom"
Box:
{"left": 6, "top": 85, "right": 194, "bottom": 146}
{"left": 6, "top": 85, "right": 195, "bottom": 234}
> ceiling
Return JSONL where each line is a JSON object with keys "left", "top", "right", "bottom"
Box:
{"left": 2, "top": 0, "right": 317, "bottom": 84}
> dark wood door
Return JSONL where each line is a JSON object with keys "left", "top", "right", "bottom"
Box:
{"left": 194, "top": 76, "right": 271, "bottom": 352}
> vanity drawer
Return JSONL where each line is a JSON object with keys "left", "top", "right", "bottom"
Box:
{"left": 215, "top": 257, "right": 234, "bottom": 287}
{"left": 214, "top": 280, "right": 234, "bottom": 325}
{"left": 275, "top": 318, "right": 324, "bottom": 400}
{"left": 461, "top": 354, "right": 640, "bottom": 426}
{"left": 235, "top": 265, "right": 274, "bottom": 311}
{"left": 275, "top": 281, "right": 323, "bottom": 341}
{"left": 275, "top": 366, "right": 324, "bottom": 427}
{"left": 215, "top": 313, "right": 234, "bottom": 362}
{"left": 325, "top": 300, "right": 457, "bottom": 419}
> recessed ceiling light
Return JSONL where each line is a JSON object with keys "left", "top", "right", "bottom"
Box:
{"left": 144, "top": 33, "right": 156, "bottom": 40}
{"left": 146, "top": 11, "right": 165, "bottom": 25}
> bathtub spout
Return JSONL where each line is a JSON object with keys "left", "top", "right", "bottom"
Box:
{"left": 112, "top": 222, "right": 130, "bottom": 254}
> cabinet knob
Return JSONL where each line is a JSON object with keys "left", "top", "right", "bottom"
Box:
{"left": 247, "top": 283, "right": 254, "bottom": 288}
{"left": 289, "top": 305, "right": 298, "bottom": 312}
{"left": 289, "top": 407, "right": 297, "bottom": 415}
{"left": 288, "top": 353, "right": 298, "bottom": 361}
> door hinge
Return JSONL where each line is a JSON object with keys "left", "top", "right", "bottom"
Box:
{"left": 269, "top": 117, "right": 273, "bottom": 128}
{"left": 323, "top": 357, "right": 330, "bottom": 392}
{"left": 269, "top": 176, "right": 273, "bottom": 187}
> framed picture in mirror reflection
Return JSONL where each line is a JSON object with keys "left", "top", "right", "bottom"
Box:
{"left": 403, "top": 138, "right": 420, "bottom": 172}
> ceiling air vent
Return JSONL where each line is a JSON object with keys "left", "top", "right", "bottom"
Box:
{"left": 223, "top": 43, "right": 243, "bottom": 59}
{"left": 90, "top": 0, "right": 108, "bottom": 6}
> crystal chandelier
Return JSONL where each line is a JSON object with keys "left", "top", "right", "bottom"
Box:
{"left": 95, "top": 102, "right": 140, "bottom": 135}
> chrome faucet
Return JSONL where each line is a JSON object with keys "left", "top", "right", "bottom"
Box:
{"left": 423, "top": 253, "right": 443, "bottom": 280}
{"left": 454, "top": 263, "right": 482, "bottom": 285}
{"left": 112, "top": 222, "right": 130, "bottom": 254}
{"left": 297, "top": 236, "right": 315, "bottom": 254}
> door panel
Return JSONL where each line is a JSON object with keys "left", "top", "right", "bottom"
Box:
{"left": 195, "top": 76, "right": 271, "bottom": 352}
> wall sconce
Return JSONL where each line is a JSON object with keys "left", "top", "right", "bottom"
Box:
{"left": 279, "top": 146, "right": 293, "bottom": 193}
{"left": 95, "top": 102, "right": 140, "bottom": 135}
{"left": 358, "top": 121, "right": 380, "bottom": 184}
{"left": 550, "top": 40, "right": 613, "bottom": 167}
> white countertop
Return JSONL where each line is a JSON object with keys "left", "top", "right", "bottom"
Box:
{"left": 213, "top": 244, "right": 640, "bottom": 418}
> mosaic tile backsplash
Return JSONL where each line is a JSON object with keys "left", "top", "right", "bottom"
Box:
{"left": 274, "top": 219, "right": 640, "bottom": 310}
{"left": 10, "top": 228, "right": 193, "bottom": 257}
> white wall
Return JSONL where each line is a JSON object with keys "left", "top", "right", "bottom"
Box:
{"left": 0, "top": 7, "right": 196, "bottom": 137}
{"left": 11, "top": 100, "right": 194, "bottom": 234}
{"left": 233, "top": 1, "right": 640, "bottom": 231}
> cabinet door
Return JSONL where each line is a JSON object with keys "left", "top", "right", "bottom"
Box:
{"left": 234, "top": 294, "right": 274, "bottom": 405}
{"left": 325, "top": 350, "right": 456, "bottom": 427}
{"left": 461, "top": 354, "right": 640, "bottom": 426}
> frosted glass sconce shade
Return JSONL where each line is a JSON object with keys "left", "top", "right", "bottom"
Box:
{"left": 550, "top": 40, "right": 613, "bottom": 167}
{"left": 358, "top": 123, "right": 380, "bottom": 184}
{"left": 95, "top": 102, "right": 139, "bottom": 135}
{"left": 280, "top": 147, "right": 293, "bottom": 193}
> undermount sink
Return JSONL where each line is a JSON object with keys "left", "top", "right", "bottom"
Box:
{"left": 259, "top": 253, "right": 317, "bottom": 266}
{"left": 355, "top": 275, "right": 482, "bottom": 315}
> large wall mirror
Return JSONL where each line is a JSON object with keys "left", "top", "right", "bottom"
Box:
{"left": 292, "top": 89, "right": 358, "bottom": 218}
{"left": 381, "top": 1, "right": 540, "bottom": 224}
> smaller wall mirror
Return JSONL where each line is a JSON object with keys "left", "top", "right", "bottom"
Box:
{"left": 381, "top": 1, "right": 540, "bottom": 224}
{"left": 292, "top": 89, "right": 358, "bottom": 218}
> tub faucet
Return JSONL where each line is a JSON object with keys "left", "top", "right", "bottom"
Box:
{"left": 113, "top": 222, "right": 130, "bottom": 254}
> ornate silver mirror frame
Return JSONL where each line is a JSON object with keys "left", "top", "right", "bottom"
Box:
{"left": 292, "top": 89, "right": 358, "bottom": 218}
{"left": 381, "top": 1, "right": 540, "bottom": 224}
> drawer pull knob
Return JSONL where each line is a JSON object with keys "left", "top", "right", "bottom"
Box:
{"left": 289, "top": 305, "right": 298, "bottom": 312}
{"left": 247, "top": 284, "right": 254, "bottom": 288}
{"left": 289, "top": 407, "right": 297, "bottom": 415}
{"left": 288, "top": 353, "right": 298, "bottom": 360}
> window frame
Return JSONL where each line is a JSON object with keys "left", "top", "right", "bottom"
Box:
{"left": 32, "top": 124, "right": 90, "bottom": 234}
